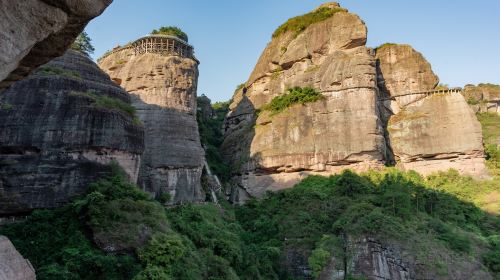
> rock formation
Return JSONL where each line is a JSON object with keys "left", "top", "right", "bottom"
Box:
{"left": 98, "top": 36, "right": 205, "bottom": 203}
{"left": 222, "top": 2, "right": 387, "bottom": 201}
{"left": 317, "top": 237, "right": 492, "bottom": 280}
{"left": 376, "top": 44, "right": 488, "bottom": 177}
{"left": 0, "top": 0, "right": 112, "bottom": 91}
{"left": 0, "top": 235, "right": 36, "bottom": 280}
{"left": 462, "top": 83, "right": 500, "bottom": 115}
{"left": 0, "top": 50, "right": 144, "bottom": 215}
{"left": 222, "top": 3, "right": 488, "bottom": 201}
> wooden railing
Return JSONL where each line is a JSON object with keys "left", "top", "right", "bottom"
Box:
{"left": 380, "top": 88, "right": 462, "bottom": 101}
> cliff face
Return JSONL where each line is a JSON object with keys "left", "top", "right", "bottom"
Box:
{"left": 223, "top": 3, "right": 386, "bottom": 201}
{"left": 98, "top": 46, "right": 205, "bottom": 203}
{"left": 0, "top": 235, "right": 36, "bottom": 280}
{"left": 462, "top": 83, "right": 500, "bottom": 115}
{"left": 0, "top": 50, "right": 144, "bottom": 215}
{"left": 0, "top": 0, "right": 112, "bottom": 91}
{"left": 223, "top": 3, "right": 488, "bottom": 201}
{"left": 376, "top": 45, "right": 488, "bottom": 177}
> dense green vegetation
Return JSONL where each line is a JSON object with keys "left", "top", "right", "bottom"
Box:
{"left": 197, "top": 97, "right": 231, "bottom": 182}
{"left": 71, "top": 32, "right": 95, "bottom": 56}
{"left": 273, "top": 6, "right": 346, "bottom": 38}
{"left": 477, "top": 112, "right": 500, "bottom": 177}
{"left": 151, "top": 26, "right": 188, "bottom": 42}
{"left": 262, "top": 87, "right": 325, "bottom": 115}
{"left": 1, "top": 166, "right": 497, "bottom": 279}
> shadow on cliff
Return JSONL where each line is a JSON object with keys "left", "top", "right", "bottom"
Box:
{"left": 220, "top": 88, "right": 269, "bottom": 202}
{"left": 375, "top": 58, "right": 396, "bottom": 166}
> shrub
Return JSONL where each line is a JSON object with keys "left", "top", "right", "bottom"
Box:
{"left": 151, "top": 26, "right": 188, "bottom": 42}
{"left": 262, "top": 87, "right": 324, "bottom": 115}
{"left": 70, "top": 90, "right": 137, "bottom": 118}
{"left": 38, "top": 66, "right": 81, "bottom": 79}
{"left": 273, "top": 6, "right": 347, "bottom": 38}
{"left": 374, "top": 42, "right": 397, "bottom": 51}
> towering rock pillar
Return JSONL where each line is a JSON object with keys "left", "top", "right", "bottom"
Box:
{"left": 99, "top": 35, "right": 205, "bottom": 203}
{"left": 222, "top": 3, "right": 387, "bottom": 201}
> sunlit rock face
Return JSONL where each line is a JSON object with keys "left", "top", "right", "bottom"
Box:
{"left": 222, "top": 3, "right": 387, "bottom": 201}
{"left": 0, "top": 0, "right": 112, "bottom": 91}
{"left": 0, "top": 235, "right": 36, "bottom": 280}
{"left": 376, "top": 44, "right": 488, "bottom": 177}
{"left": 99, "top": 45, "right": 205, "bottom": 203}
{"left": 0, "top": 50, "right": 144, "bottom": 215}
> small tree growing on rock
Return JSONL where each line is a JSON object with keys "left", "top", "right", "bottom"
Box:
{"left": 71, "top": 31, "right": 95, "bottom": 56}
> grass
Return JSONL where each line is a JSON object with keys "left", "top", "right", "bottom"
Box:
{"left": 261, "top": 87, "right": 325, "bottom": 115}
{"left": 37, "top": 66, "right": 81, "bottom": 79}
{"left": 272, "top": 6, "right": 347, "bottom": 38}
{"left": 374, "top": 43, "right": 397, "bottom": 51}
{"left": 151, "top": 26, "right": 188, "bottom": 42}
{"left": 70, "top": 90, "right": 137, "bottom": 120}
{"left": 477, "top": 113, "right": 500, "bottom": 147}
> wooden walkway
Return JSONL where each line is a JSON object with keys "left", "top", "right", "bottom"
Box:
{"left": 380, "top": 88, "right": 462, "bottom": 101}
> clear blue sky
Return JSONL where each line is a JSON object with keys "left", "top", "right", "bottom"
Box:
{"left": 86, "top": 0, "right": 500, "bottom": 102}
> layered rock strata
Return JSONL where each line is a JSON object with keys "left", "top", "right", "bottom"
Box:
{"left": 0, "top": 0, "right": 112, "bottom": 91}
{"left": 376, "top": 44, "right": 488, "bottom": 177}
{"left": 0, "top": 50, "right": 144, "bottom": 215}
{"left": 222, "top": 3, "right": 386, "bottom": 201}
{"left": 98, "top": 42, "right": 205, "bottom": 203}
{"left": 462, "top": 83, "right": 500, "bottom": 115}
{"left": 0, "top": 235, "right": 36, "bottom": 280}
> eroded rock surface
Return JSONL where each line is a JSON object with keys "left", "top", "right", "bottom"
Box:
{"left": 376, "top": 44, "right": 488, "bottom": 177}
{"left": 0, "top": 50, "right": 143, "bottom": 215}
{"left": 222, "top": 3, "right": 386, "bottom": 201}
{"left": 0, "top": 0, "right": 112, "bottom": 91}
{"left": 0, "top": 235, "right": 36, "bottom": 280}
{"left": 462, "top": 83, "right": 500, "bottom": 115}
{"left": 99, "top": 46, "right": 205, "bottom": 203}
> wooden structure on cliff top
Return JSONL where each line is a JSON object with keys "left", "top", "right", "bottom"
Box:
{"left": 99, "top": 34, "right": 197, "bottom": 62}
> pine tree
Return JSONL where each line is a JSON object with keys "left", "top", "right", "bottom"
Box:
{"left": 71, "top": 31, "right": 95, "bottom": 56}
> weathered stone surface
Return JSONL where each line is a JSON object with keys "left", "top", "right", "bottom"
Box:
{"left": 0, "top": 235, "right": 36, "bottom": 280}
{"left": 0, "top": 50, "right": 144, "bottom": 215}
{"left": 388, "top": 92, "right": 488, "bottom": 177}
{"left": 0, "top": 0, "right": 112, "bottom": 91}
{"left": 222, "top": 4, "right": 386, "bottom": 201}
{"left": 99, "top": 47, "right": 205, "bottom": 203}
{"left": 462, "top": 83, "right": 500, "bottom": 115}
{"left": 318, "top": 237, "right": 493, "bottom": 280}
{"left": 376, "top": 44, "right": 487, "bottom": 177}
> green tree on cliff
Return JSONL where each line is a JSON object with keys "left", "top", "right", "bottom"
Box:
{"left": 151, "top": 26, "right": 188, "bottom": 42}
{"left": 71, "top": 31, "right": 95, "bottom": 56}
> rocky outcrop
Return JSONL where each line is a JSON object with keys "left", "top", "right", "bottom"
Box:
{"left": 319, "top": 237, "right": 493, "bottom": 280}
{"left": 0, "top": 50, "right": 144, "bottom": 215}
{"left": 0, "top": 235, "right": 36, "bottom": 280}
{"left": 222, "top": 3, "right": 386, "bottom": 201}
{"left": 98, "top": 42, "right": 205, "bottom": 203}
{"left": 376, "top": 44, "right": 488, "bottom": 177}
{"left": 462, "top": 83, "right": 500, "bottom": 115}
{"left": 0, "top": 0, "right": 112, "bottom": 91}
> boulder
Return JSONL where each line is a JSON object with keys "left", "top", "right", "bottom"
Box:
{"left": 0, "top": 50, "right": 144, "bottom": 215}
{"left": 0, "top": 0, "right": 112, "bottom": 91}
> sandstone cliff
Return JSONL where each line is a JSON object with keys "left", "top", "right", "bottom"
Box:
{"left": 98, "top": 41, "right": 205, "bottom": 203}
{"left": 376, "top": 44, "right": 488, "bottom": 177}
{"left": 222, "top": 3, "right": 387, "bottom": 201}
{"left": 0, "top": 50, "right": 144, "bottom": 215}
{"left": 0, "top": 235, "right": 36, "bottom": 280}
{"left": 222, "top": 3, "right": 488, "bottom": 201}
{"left": 462, "top": 83, "right": 500, "bottom": 115}
{"left": 0, "top": 0, "right": 112, "bottom": 91}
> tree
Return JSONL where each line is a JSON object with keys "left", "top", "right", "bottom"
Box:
{"left": 71, "top": 32, "right": 95, "bottom": 56}
{"left": 151, "top": 26, "right": 188, "bottom": 42}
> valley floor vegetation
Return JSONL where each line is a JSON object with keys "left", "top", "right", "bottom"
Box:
{"left": 1, "top": 166, "right": 498, "bottom": 279}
